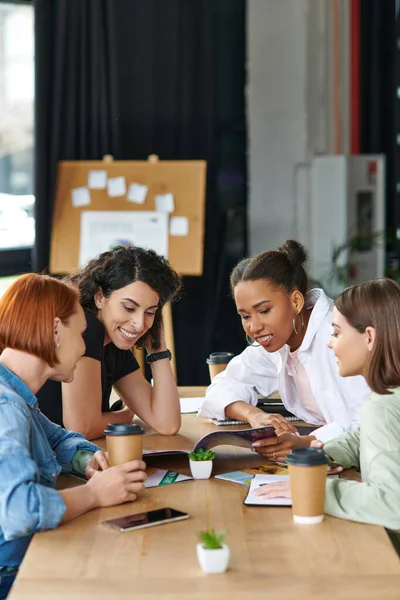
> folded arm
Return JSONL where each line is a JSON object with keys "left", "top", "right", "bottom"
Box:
{"left": 61, "top": 357, "right": 134, "bottom": 440}
{"left": 115, "top": 361, "right": 181, "bottom": 436}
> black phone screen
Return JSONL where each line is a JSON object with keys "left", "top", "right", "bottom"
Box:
{"left": 102, "top": 507, "right": 189, "bottom": 532}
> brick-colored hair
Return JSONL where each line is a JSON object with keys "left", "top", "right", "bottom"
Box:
{"left": 0, "top": 273, "right": 80, "bottom": 367}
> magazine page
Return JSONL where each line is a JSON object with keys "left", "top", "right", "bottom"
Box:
{"left": 143, "top": 449, "right": 189, "bottom": 458}
{"left": 145, "top": 468, "right": 193, "bottom": 488}
{"left": 193, "top": 426, "right": 276, "bottom": 451}
{"left": 215, "top": 463, "right": 289, "bottom": 485}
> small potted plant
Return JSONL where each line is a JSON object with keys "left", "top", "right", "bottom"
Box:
{"left": 196, "top": 526, "right": 230, "bottom": 574}
{"left": 188, "top": 448, "right": 215, "bottom": 479}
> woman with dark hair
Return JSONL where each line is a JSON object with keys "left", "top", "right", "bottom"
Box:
{"left": 199, "top": 240, "right": 370, "bottom": 459}
{"left": 0, "top": 274, "right": 146, "bottom": 599}
{"left": 253, "top": 278, "right": 400, "bottom": 539}
{"left": 37, "top": 246, "right": 182, "bottom": 440}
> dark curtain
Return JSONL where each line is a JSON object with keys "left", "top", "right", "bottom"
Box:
{"left": 34, "top": 0, "right": 247, "bottom": 385}
{"left": 360, "top": 0, "right": 397, "bottom": 265}
{"left": 34, "top": 0, "right": 120, "bottom": 271}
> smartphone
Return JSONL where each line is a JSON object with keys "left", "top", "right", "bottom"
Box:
{"left": 102, "top": 507, "right": 190, "bottom": 532}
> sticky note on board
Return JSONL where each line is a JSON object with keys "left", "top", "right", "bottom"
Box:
{"left": 88, "top": 170, "right": 107, "bottom": 189}
{"left": 155, "top": 193, "right": 175, "bottom": 214}
{"left": 127, "top": 183, "right": 148, "bottom": 204}
{"left": 170, "top": 216, "right": 189, "bottom": 236}
{"left": 72, "top": 187, "right": 91, "bottom": 207}
{"left": 107, "top": 176, "right": 126, "bottom": 197}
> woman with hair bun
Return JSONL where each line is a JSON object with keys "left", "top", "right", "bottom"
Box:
{"left": 199, "top": 240, "right": 370, "bottom": 460}
{"left": 37, "top": 245, "right": 182, "bottom": 440}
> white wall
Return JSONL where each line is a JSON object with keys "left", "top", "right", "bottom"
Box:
{"left": 247, "top": 0, "right": 350, "bottom": 256}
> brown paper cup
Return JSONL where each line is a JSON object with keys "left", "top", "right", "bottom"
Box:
{"left": 104, "top": 423, "right": 144, "bottom": 466}
{"left": 206, "top": 352, "right": 234, "bottom": 382}
{"left": 288, "top": 464, "right": 327, "bottom": 524}
{"left": 286, "top": 447, "right": 328, "bottom": 524}
{"left": 208, "top": 363, "right": 228, "bottom": 381}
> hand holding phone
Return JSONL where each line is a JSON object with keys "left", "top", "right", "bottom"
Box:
{"left": 102, "top": 507, "right": 189, "bottom": 532}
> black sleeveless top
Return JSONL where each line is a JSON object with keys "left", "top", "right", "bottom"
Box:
{"left": 37, "top": 312, "right": 139, "bottom": 426}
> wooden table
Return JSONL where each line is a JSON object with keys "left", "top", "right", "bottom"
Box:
{"left": 9, "top": 389, "right": 400, "bottom": 599}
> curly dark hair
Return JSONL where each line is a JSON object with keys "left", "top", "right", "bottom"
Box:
{"left": 67, "top": 246, "right": 182, "bottom": 350}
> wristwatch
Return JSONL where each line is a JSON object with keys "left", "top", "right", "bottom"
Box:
{"left": 146, "top": 349, "right": 172, "bottom": 364}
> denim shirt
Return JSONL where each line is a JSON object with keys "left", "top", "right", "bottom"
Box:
{"left": 0, "top": 364, "right": 100, "bottom": 567}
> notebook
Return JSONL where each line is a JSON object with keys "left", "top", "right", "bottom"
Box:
{"left": 179, "top": 397, "right": 204, "bottom": 414}
{"left": 257, "top": 398, "right": 298, "bottom": 420}
{"left": 244, "top": 474, "right": 292, "bottom": 506}
{"left": 211, "top": 418, "right": 247, "bottom": 426}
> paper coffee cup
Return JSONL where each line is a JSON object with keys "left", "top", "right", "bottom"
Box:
{"left": 206, "top": 352, "right": 234, "bottom": 382}
{"left": 104, "top": 423, "right": 145, "bottom": 466}
{"left": 286, "top": 447, "right": 328, "bottom": 524}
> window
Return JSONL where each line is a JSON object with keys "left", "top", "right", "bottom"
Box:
{"left": 0, "top": 1, "right": 34, "bottom": 273}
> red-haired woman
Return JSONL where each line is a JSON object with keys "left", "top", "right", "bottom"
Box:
{"left": 0, "top": 274, "right": 146, "bottom": 599}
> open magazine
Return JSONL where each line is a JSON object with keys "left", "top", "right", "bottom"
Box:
{"left": 143, "top": 426, "right": 276, "bottom": 459}
{"left": 215, "top": 463, "right": 289, "bottom": 485}
{"left": 145, "top": 468, "right": 193, "bottom": 488}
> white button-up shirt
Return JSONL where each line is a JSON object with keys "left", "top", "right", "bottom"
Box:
{"left": 198, "top": 289, "right": 370, "bottom": 442}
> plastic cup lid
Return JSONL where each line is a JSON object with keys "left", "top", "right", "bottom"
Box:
{"left": 206, "top": 352, "right": 235, "bottom": 365}
{"left": 286, "top": 447, "right": 328, "bottom": 467}
{"left": 104, "top": 423, "right": 145, "bottom": 436}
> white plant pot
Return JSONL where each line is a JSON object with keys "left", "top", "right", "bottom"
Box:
{"left": 189, "top": 459, "right": 213, "bottom": 479}
{"left": 196, "top": 543, "right": 230, "bottom": 574}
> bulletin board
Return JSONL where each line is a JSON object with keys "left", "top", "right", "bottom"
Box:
{"left": 50, "top": 156, "right": 207, "bottom": 275}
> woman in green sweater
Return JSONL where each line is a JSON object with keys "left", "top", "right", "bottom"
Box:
{"left": 253, "top": 278, "right": 400, "bottom": 539}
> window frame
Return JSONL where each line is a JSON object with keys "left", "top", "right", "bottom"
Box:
{"left": 0, "top": 0, "right": 34, "bottom": 275}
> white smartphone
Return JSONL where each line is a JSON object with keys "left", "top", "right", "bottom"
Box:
{"left": 102, "top": 507, "right": 190, "bottom": 532}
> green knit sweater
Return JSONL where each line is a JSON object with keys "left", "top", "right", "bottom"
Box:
{"left": 324, "top": 388, "right": 400, "bottom": 532}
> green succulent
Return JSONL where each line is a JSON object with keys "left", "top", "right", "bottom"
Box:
{"left": 198, "top": 526, "right": 226, "bottom": 550}
{"left": 188, "top": 448, "right": 216, "bottom": 461}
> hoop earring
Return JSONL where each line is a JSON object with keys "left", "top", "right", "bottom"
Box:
{"left": 292, "top": 312, "right": 305, "bottom": 336}
{"left": 246, "top": 334, "right": 260, "bottom": 347}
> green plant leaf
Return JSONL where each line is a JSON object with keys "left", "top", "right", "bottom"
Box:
{"left": 198, "top": 526, "right": 226, "bottom": 549}
{"left": 188, "top": 448, "right": 216, "bottom": 461}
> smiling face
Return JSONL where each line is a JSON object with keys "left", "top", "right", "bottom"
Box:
{"left": 234, "top": 279, "right": 303, "bottom": 352}
{"left": 52, "top": 303, "right": 87, "bottom": 383}
{"left": 328, "top": 306, "right": 375, "bottom": 378}
{"left": 94, "top": 281, "right": 159, "bottom": 349}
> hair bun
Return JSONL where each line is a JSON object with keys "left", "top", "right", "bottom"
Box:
{"left": 278, "top": 240, "right": 308, "bottom": 267}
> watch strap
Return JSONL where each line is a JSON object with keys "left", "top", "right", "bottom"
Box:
{"left": 146, "top": 349, "right": 172, "bottom": 364}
